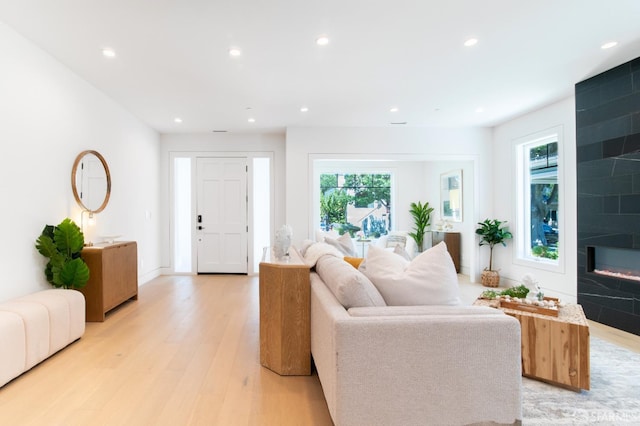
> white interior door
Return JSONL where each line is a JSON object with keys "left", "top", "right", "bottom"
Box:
{"left": 196, "top": 157, "right": 248, "bottom": 273}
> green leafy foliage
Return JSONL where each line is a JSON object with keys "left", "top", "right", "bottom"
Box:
{"left": 408, "top": 201, "right": 434, "bottom": 252}
{"left": 531, "top": 244, "right": 558, "bottom": 260}
{"left": 500, "top": 284, "right": 530, "bottom": 298}
{"left": 475, "top": 219, "right": 512, "bottom": 271}
{"left": 320, "top": 189, "right": 351, "bottom": 227}
{"left": 481, "top": 285, "right": 530, "bottom": 300}
{"left": 35, "top": 218, "right": 89, "bottom": 289}
{"left": 480, "top": 289, "right": 500, "bottom": 299}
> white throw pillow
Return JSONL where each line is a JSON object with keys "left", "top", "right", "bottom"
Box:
{"left": 315, "top": 229, "right": 339, "bottom": 243}
{"left": 303, "top": 242, "right": 344, "bottom": 267}
{"left": 393, "top": 244, "right": 412, "bottom": 261}
{"left": 299, "top": 239, "right": 315, "bottom": 257}
{"left": 316, "top": 255, "right": 386, "bottom": 308}
{"left": 325, "top": 233, "right": 356, "bottom": 257}
{"left": 385, "top": 234, "right": 407, "bottom": 249}
{"left": 376, "top": 231, "right": 418, "bottom": 258}
{"left": 361, "top": 243, "right": 460, "bottom": 306}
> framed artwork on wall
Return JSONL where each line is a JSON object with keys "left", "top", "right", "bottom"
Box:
{"left": 441, "top": 169, "right": 462, "bottom": 222}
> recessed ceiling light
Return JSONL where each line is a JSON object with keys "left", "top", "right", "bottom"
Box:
{"left": 102, "top": 48, "right": 116, "bottom": 58}
{"left": 464, "top": 38, "right": 478, "bottom": 47}
{"left": 300, "top": 106, "right": 309, "bottom": 112}
{"left": 248, "top": 117, "right": 256, "bottom": 123}
{"left": 229, "top": 47, "right": 242, "bottom": 57}
{"left": 174, "top": 117, "right": 183, "bottom": 123}
{"left": 390, "top": 107, "right": 399, "bottom": 113}
{"left": 601, "top": 41, "right": 618, "bottom": 50}
{"left": 316, "top": 35, "right": 330, "bottom": 46}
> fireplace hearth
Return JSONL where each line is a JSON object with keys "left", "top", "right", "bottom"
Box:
{"left": 587, "top": 246, "right": 640, "bottom": 282}
{"left": 576, "top": 56, "right": 640, "bottom": 336}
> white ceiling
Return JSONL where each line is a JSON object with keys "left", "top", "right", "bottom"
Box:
{"left": 1, "top": 0, "right": 639, "bottom": 134}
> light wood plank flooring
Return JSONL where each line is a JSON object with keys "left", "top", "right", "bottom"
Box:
{"left": 1, "top": 274, "right": 638, "bottom": 425}
{"left": 0, "top": 275, "right": 332, "bottom": 426}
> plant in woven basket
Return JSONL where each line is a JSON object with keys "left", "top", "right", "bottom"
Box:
{"left": 476, "top": 219, "right": 512, "bottom": 287}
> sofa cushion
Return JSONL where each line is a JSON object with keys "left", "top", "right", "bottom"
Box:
{"left": 316, "top": 255, "right": 386, "bottom": 309}
{"left": 325, "top": 233, "right": 356, "bottom": 257}
{"left": 361, "top": 242, "right": 460, "bottom": 306}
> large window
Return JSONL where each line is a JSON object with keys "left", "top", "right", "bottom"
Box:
{"left": 516, "top": 132, "right": 561, "bottom": 265}
{"left": 320, "top": 173, "right": 391, "bottom": 237}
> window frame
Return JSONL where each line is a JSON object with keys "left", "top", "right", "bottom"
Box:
{"left": 513, "top": 126, "right": 565, "bottom": 273}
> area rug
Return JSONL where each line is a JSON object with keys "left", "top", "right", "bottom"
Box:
{"left": 522, "top": 337, "right": 640, "bottom": 425}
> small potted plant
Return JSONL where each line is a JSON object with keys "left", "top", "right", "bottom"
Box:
{"left": 475, "top": 218, "right": 512, "bottom": 287}
{"left": 408, "top": 201, "right": 434, "bottom": 252}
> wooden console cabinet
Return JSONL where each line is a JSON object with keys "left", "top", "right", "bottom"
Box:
{"left": 80, "top": 241, "right": 138, "bottom": 322}
{"left": 432, "top": 231, "right": 461, "bottom": 272}
{"left": 259, "top": 248, "right": 311, "bottom": 376}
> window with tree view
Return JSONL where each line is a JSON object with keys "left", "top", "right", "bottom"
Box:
{"left": 320, "top": 173, "right": 391, "bottom": 237}
{"left": 521, "top": 139, "right": 559, "bottom": 261}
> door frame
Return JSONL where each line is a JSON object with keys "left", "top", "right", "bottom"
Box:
{"left": 167, "top": 151, "right": 277, "bottom": 275}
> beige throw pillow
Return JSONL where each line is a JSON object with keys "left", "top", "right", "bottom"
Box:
{"left": 385, "top": 234, "right": 406, "bottom": 249}
{"left": 325, "top": 233, "right": 356, "bottom": 257}
{"left": 316, "top": 255, "right": 386, "bottom": 309}
{"left": 362, "top": 243, "right": 460, "bottom": 306}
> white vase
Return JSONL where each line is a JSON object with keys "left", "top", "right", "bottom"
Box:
{"left": 274, "top": 225, "right": 293, "bottom": 260}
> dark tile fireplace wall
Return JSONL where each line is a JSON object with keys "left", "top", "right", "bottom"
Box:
{"left": 576, "top": 56, "right": 640, "bottom": 336}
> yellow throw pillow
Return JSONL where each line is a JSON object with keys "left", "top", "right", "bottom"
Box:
{"left": 343, "top": 256, "right": 364, "bottom": 269}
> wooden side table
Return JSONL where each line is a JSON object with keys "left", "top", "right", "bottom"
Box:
{"left": 259, "top": 248, "right": 311, "bottom": 375}
{"left": 474, "top": 298, "right": 590, "bottom": 391}
{"left": 432, "top": 231, "right": 460, "bottom": 272}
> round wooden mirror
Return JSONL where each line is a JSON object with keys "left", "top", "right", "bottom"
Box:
{"left": 71, "top": 150, "right": 111, "bottom": 213}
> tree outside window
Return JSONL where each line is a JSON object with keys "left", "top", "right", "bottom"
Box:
{"left": 320, "top": 173, "right": 391, "bottom": 237}
{"left": 526, "top": 141, "right": 559, "bottom": 261}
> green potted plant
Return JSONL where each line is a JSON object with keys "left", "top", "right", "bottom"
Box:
{"left": 35, "top": 218, "right": 90, "bottom": 289}
{"left": 475, "top": 218, "right": 512, "bottom": 287}
{"left": 408, "top": 201, "right": 434, "bottom": 252}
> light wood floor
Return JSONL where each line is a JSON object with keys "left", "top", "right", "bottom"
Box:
{"left": 1, "top": 275, "right": 639, "bottom": 425}
{"left": 0, "top": 275, "right": 332, "bottom": 426}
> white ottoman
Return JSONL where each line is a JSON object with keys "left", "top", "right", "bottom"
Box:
{"left": 0, "top": 311, "right": 26, "bottom": 387}
{"left": 0, "top": 289, "right": 85, "bottom": 388}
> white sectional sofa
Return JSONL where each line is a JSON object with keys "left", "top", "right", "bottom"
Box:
{"left": 0, "top": 289, "right": 85, "bottom": 388}
{"left": 308, "top": 250, "right": 522, "bottom": 426}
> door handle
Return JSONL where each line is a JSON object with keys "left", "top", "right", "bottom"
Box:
{"left": 198, "top": 226, "right": 205, "bottom": 230}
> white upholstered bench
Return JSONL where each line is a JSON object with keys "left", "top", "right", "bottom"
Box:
{"left": 0, "top": 289, "right": 85, "bottom": 388}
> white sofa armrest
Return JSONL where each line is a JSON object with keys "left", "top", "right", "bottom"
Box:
{"left": 347, "top": 304, "right": 503, "bottom": 317}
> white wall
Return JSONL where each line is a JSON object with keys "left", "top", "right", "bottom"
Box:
{"left": 285, "top": 126, "right": 493, "bottom": 280}
{"left": 0, "top": 21, "right": 161, "bottom": 302}
{"left": 492, "top": 97, "right": 577, "bottom": 301}
{"left": 159, "top": 132, "right": 286, "bottom": 273}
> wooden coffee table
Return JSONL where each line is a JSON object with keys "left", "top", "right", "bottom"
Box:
{"left": 474, "top": 297, "right": 590, "bottom": 391}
